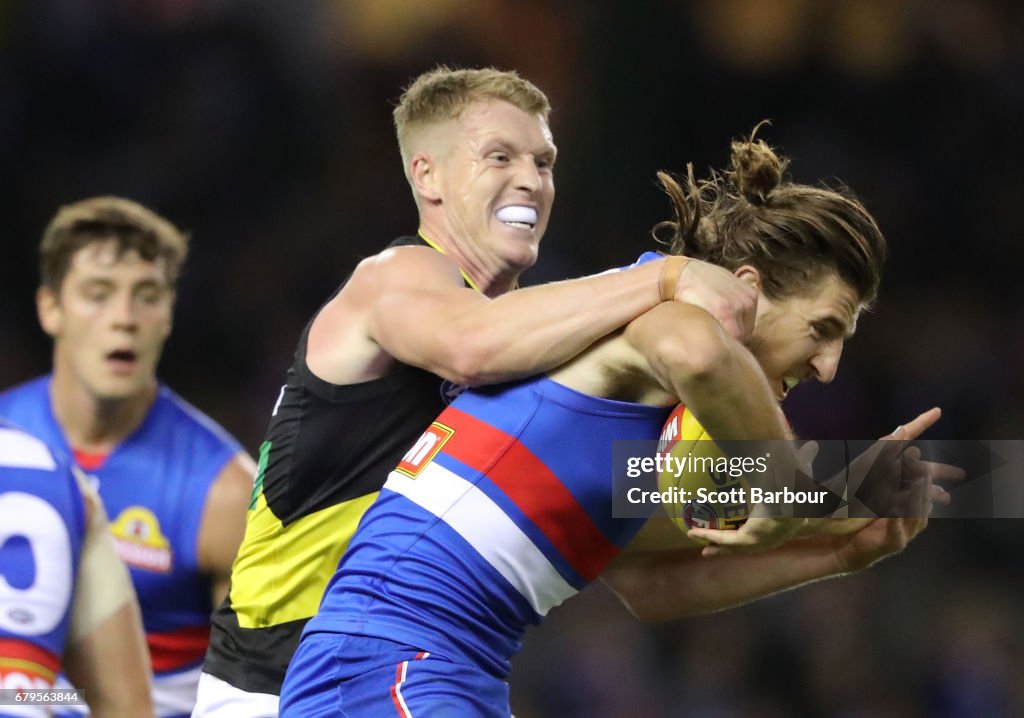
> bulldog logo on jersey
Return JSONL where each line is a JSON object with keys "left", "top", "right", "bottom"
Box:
{"left": 396, "top": 422, "right": 454, "bottom": 479}
{"left": 110, "top": 507, "right": 173, "bottom": 573}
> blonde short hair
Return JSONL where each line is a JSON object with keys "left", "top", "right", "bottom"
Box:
{"left": 393, "top": 66, "right": 551, "bottom": 172}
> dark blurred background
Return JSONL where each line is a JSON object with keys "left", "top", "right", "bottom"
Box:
{"left": 1, "top": 1, "right": 1021, "bottom": 715}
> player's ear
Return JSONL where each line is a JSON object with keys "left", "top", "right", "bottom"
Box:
{"left": 734, "top": 265, "right": 762, "bottom": 291}
{"left": 36, "top": 285, "right": 62, "bottom": 337}
{"left": 410, "top": 151, "right": 442, "bottom": 205}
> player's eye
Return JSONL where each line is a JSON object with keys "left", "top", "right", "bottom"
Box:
{"left": 82, "top": 287, "right": 110, "bottom": 303}
{"left": 138, "top": 290, "right": 161, "bottom": 305}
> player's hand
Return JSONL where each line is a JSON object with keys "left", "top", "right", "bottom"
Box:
{"left": 689, "top": 410, "right": 960, "bottom": 554}
{"left": 687, "top": 439, "right": 816, "bottom": 556}
{"left": 829, "top": 514, "right": 929, "bottom": 574}
{"left": 672, "top": 258, "right": 757, "bottom": 341}
{"left": 799, "top": 408, "right": 960, "bottom": 538}
{"left": 687, "top": 514, "right": 809, "bottom": 557}
{"left": 845, "top": 408, "right": 962, "bottom": 518}
{"left": 824, "top": 443, "right": 933, "bottom": 572}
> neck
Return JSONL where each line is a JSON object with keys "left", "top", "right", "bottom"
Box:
{"left": 417, "top": 223, "right": 522, "bottom": 298}
{"left": 49, "top": 371, "right": 157, "bottom": 453}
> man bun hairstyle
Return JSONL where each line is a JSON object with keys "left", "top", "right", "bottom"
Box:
{"left": 654, "top": 123, "right": 886, "bottom": 305}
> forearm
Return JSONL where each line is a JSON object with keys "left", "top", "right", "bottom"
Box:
{"left": 673, "top": 342, "right": 787, "bottom": 441}
{"left": 68, "top": 478, "right": 136, "bottom": 644}
{"left": 605, "top": 538, "right": 844, "bottom": 622}
{"left": 64, "top": 602, "right": 154, "bottom": 718}
{"left": 631, "top": 303, "right": 789, "bottom": 440}
{"left": 379, "top": 259, "right": 666, "bottom": 385}
{"left": 451, "top": 260, "right": 671, "bottom": 384}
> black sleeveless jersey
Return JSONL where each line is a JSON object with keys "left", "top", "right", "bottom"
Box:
{"left": 204, "top": 236, "right": 459, "bottom": 693}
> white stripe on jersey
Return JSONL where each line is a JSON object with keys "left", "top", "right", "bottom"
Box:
{"left": 384, "top": 465, "right": 577, "bottom": 616}
{"left": 0, "top": 427, "right": 56, "bottom": 471}
{"left": 392, "top": 658, "right": 413, "bottom": 717}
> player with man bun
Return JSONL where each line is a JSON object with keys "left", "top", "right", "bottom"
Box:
{"left": 281, "top": 129, "right": 945, "bottom": 716}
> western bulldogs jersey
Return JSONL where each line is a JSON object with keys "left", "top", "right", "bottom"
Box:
{"left": 302, "top": 377, "right": 671, "bottom": 677}
{"left": 0, "top": 421, "right": 85, "bottom": 718}
{"left": 0, "top": 379, "right": 240, "bottom": 717}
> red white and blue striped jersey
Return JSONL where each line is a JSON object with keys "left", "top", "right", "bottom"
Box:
{"left": 304, "top": 377, "right": 671, "bottom": 677}
{"left": 0, "top": 421, "right": 85, "bottom": 718}
{"left": 0, "top": 378, "right": 241, "bottom": 717}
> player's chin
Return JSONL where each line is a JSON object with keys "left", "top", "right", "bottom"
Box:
{"left": 500, "top": 239, "right": 540, "bottom": 269}
{"left": 92, "top": 375, "right": 150, "bottom": 401}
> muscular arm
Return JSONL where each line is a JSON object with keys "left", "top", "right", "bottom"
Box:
{"left": 197, "top": 452, "right": 256, "bottom": 606}
{"left": 310, "top": 247, "right": 754, "bottom": 387}
{"left": 64, "top": 473, "right": 153, "bottom": 717}
{"left": 603, "top": 516, "right": 926, "bottom": 622}
{"left": 621, "top": 301, "right": 789, "bottom": 440}
{"left": 552, "top": 301, "right": 803, "bottom": 553}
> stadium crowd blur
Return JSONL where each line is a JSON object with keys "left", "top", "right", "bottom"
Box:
{"left": 1, "top": 1, "right": 1021, "bottom": 715}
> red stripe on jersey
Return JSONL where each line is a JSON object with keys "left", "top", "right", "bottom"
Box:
{"left": 390, "top": 661, "right": 409, "bottom": 717}
{"left": 435, "top": 406, "right": 619, "bottom": 582}
{"left": 0, "top": 639, "right": 61, "bottom": 682}
{"left": 147, "top": 624, "right": 209, "bottom": 673}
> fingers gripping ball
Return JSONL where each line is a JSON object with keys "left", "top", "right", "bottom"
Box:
{"left": 657, "top": 405, "right": 750, "bottom": 532}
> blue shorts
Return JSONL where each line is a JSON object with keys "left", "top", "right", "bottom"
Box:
{"left": 280, "top": 633, "right": 511, "bottom": 717}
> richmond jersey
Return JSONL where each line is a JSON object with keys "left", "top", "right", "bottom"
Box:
{"left": 204, "top": 235, "right": 459, "bottom": 696}
{"left": 0, "top": 421, "right": 85, "bottom": 718}
{"left": 301, "top": 377, "right": 671, "bottom": 677}
{"left": 0, "top": 380, "right": 240, "bottom": 717}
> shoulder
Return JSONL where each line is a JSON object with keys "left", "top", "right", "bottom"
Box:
{"left": 351, "top": 244, "right": 465, "bottom": 296}
{"left": 0, "top": 422, "right": 86, "bottom": 535}
{"left": 0, "top": 420, "right": 60, "bottom": 471}
{"left": 152, "top": 386, "right": 243, "bottom": 456}
{"left": 0, "top": 375, "right": 50, "bottom": 408}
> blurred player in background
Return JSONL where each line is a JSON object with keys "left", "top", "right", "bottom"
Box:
{"left": 198, "top": 66, "right": 769, "bottom": 716}
{"left": 0, "top": 419, "right": 152, "bottom": 718}
{"left": 0, "top": 199, "right": 254, "bottom": 718}
{"left": 280, "top": 132, "right": 946, "bottom": 716}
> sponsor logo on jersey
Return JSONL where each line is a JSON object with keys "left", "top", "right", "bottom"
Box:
{"left": 110, "top": 507, "right": 173, "bottom": 572}
{"left": 395, "top": 422, "right": 455, "bottom": 479}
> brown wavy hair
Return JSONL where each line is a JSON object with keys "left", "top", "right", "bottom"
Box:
{"left": 654, "top": 124, "right": 886, "bottom": 305}
{"left": 40, "top": 196, "right": 189, "bottom": 291}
